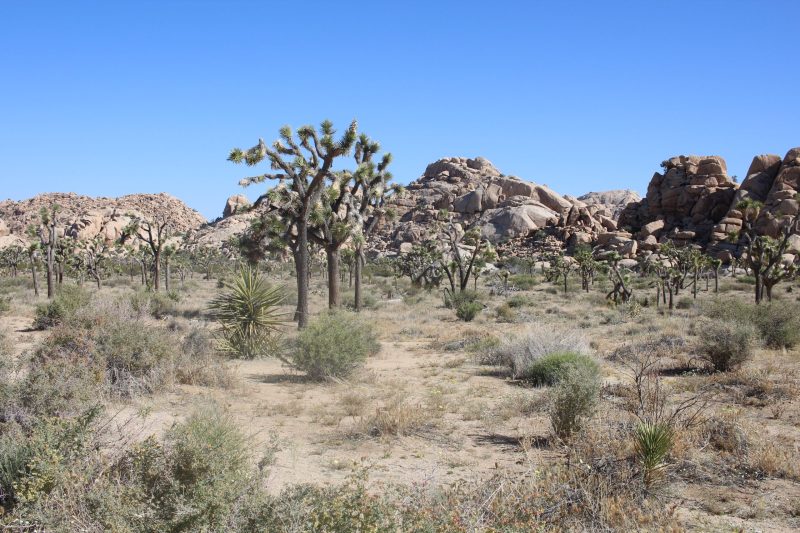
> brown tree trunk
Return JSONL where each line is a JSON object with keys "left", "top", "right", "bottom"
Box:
{"left": 754, "top": 272, "right": 762, "bottom": 304}
{"left": 354, "top": 251, "right": 363, "bottom": 312}
{"left": 31, "top": 262, "right": 39, "bottom": 297}
{"left": 295, "top": 218, "right": 310, "bottom": 328}
{"left": 152, "top": 251, "right": 161, "bottom": 291}
{"left": 165, "top": 259, "right": 171, "bottom": 292}
{"left": 326, "top": 247, "right": 341, "bottom": 309}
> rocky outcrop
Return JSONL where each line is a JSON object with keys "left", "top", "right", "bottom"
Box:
{"left": 0, "top": 192, "right": 207, "bottom": 248}
{"left": 0, "top": 218, "right": 8, "bottom": 238}
{"left": 576, "top": 190, "right": 640, "bottom": 221}
{"left": 373, "top": 157, "right": 624, "bottom": 256}
{"left": 223, "top": 194, "right": 251, "bottom": 218}
{"left": 708, "top": 148, "right": 800, "bottom": 258}
{"left": 618, "top": 155, "right": 738, "bottom": 246}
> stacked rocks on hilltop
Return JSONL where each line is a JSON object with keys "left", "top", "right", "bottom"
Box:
{"left": 372, "top": 156, "right": 629, "bottom": 256}
{"left": 0, "top": 192, "right": 206, "bottom": 248}
{"left": 576, "top": 190, "right": 641, "bottom": 220}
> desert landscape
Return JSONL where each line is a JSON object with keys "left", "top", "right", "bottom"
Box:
{"left": 2, "top": 2, "right": 799, "bottom": 532}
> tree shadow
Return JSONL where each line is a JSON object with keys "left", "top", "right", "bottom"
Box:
{"left": 246, "top": 372, "right": 314, "bottom": 385}
{"left": 470, "top": 433, "right": 551, "bottom": 451}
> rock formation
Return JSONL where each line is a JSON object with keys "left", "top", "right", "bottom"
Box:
{"left": 576, "top": 190, "right": 641, "bottom": 220}
{"left": 618, "top": 155, "right": 738, "bottom": 247}
{"left": 373, "top": 156, "right": 634, "bottom": 257}
{"left": 0, "top": 192, "right": 206, "bottom": 248}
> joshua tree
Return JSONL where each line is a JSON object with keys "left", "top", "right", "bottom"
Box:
{"left": 229, "top": 119, "right": 358, "bottom": 327}
{"left": 162, "top": 244, "right": 177, "bottom": 292}
{"left": 439, "top": 224, "right": 491, "bottom": 296}
{"left": 82, "top": 237, "right": 111, "bottom": 289}
{"left": 397, "top": 242, "right": 444, "bottom": 289}
{"left": 0, "top": 245, "right": 24, "bottom": 277}
{"left": 26, "top": 205, "right": 60, "bottom": 298}
{"left": 574, "top": 246, "right": 598, "bottom": 292}
{"left": 546, "top": 253, "right": 574, "bottom": 294}
{"left": 27, "top": 243, "right": 41, "bottom": 297}
{"left": 737, "top": 197, "right": 800, "bottom": 303}
{"left": 125, "top": 214, "right": 171, "bottom": 291}
{"left": 605, "top": 252, "right": 633, "bottom": 304}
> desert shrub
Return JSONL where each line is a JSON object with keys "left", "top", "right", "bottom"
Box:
{"left": 506, "top": 294, "right": 531, "bottom": 308}
{"left": 443, "top": 289, "right": 479, "bottom": 309}
{"left": 286, "top": 312, "right": 379, "bottom": 380}
{"left": 519, "top": 352, "right": 599, "bottom": 386}
{"left": 0, "top": 296, "right": 10, "bottom": 315}
{"left": 343, "top": 291, "right": 378, "bottom": 310}
{"left": 209, "top": 267, "right": 285, "bottom": 359}
{"left": 508, "top": 274, "right": 539, "bottom": 290}
{"left": 548, "top": 363, "right": 600, "bottom": 440}
{"left": 486, "top": 324, "right": 590, "bottom": 378}
{"left": 753, "top": 301, "right": 800, "bottom": 349}
{"left": 702, "top": 298, "right": 800, "bottom": 349}
{"left": 495, "top": 302, "right": 516, "bottom": 322}
{"left": 173, "top": 327, "right": 237, "bottom": 388}
{"left": 33, "top": 284, "right": 91, "bottom": 329}
{"left": 697, "top": 319, "right": 756, "bottom": 372}
{"left": 675, "top": 296, "right": 694, "bottom": 309}
{"left": 456, "top": 301, "right": 482, "bottom": 322}
{"left": 0, "top": 407, "right": 100, "bottom": 515}
{"left": 129, "top": 290, "right": 178, "bottom": 319}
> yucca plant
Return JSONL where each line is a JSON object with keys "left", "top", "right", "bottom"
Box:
{"left": 208, "top": 266, "right": 285, "bottom": 358}
{"left": 634, "top": 421, "right": 673, "bottom": 488}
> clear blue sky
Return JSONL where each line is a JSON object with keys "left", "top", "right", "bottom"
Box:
{"left": 1, "top": 1, "right": 798, "bottom": 220}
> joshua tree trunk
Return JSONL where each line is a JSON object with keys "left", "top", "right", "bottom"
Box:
{"left": 354, "top": 251, "right": 364, "bottom": 312}
{"left": 164, "top": 258, "right": 171, "bottom": 292}
{"left": 152, "top": 252, "right": 161, "bottom": 291}
{"left": 31, "top": 262, "right": 39, "bottom": 297}
{"left": 294, "top": 218, "right": 310, "bottom": 328}
{"left": 326, "top": 247, "right": 341, "bottom": 309}
{"left": 754, "top": 272, "right": 762, "bottom": 304}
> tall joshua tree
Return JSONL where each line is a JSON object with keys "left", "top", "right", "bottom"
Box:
{"left": 26, "top": 204, "right": 60, "bottom": 298}
{"left": 229, "top": 119, "right": 358, "bottom": 328}
{"left": 125, "top": 214, "right": 171, "bottom": 291}
{"left": 310, "top": 133, "right": 397, "bottom": 309}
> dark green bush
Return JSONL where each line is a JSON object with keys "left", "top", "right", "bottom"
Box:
{"left": 702, "top": 298, "right": 800, "bottom": 350}
{"left": 508, "top": 274, "right": 539, "bottom": 290}
{"left": 286, "top": 312, "right": 380, "bottom": 380}
{"left": 456, "top": 301, "right": 482, "bottom": 322}
{"left": 697, "top": 320, "right": 756, "bottom": 372}
{"left": 548, "top": 363, "right": 600, "bottom": 440}
{"left": 519, "top": 352, "right": 599, "bottom": 386}
{"left": 495, "top": 302, "right": 516, "bottom": 322}
{"left": 33, "top": 285, "right": 91, "bottom": 329}
{"left": 675, "top": 296, "right": 694, "bottom": 310}
{"left": 506, "top": 294, "right": 532, "bottom": 308}
{"left": 129, "top": 290, "right": 178, "bottom": 319}
{"left": 443, "top": 289, "right": 479, "bottom": 309}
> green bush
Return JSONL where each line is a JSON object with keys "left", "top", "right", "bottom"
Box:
{"left": 634, "top": 422, "right": 673, "bottom": 487}
{"left": 702, "top": 298, "right": 800, "bottom": 350}
{"left": 548, "top": 363, "right": 600, "bottom": 440}
{"left": 286, "top": 312, "right": 380, "bottom": 380}
{"left": 518, "top": 352, "right": 599, "bottom": 386}
{"left": 129, "top": 290, "right": 179, "bottom": 319}
{"left": 697, "top": 319, "right": 756, "bottom": 372}
{"left": 754, "top": 302, "right": 800, "bottom": 349}
{"left": 508, "top": 274, "right": 539, "bottom": 290}
{"left": 495, "top": 302, "right": 516, "bottom": 322}
{"left": 506, "top": 294, "right": 532, "bottom": 308}
{"left": 456, "top": 301, "right": 482, "bottom": 322}
{"left": 486, "top": 324, "right": 590, "bottom": 378}
{"left": 443, "top": 289, "right": 479, "bottom": 309}
{"left": 675, "top": 296, "right": 694, "bottom": 309}
{"left": 0, "top": 296, "right": 10, "bottom": 315}
{"left": 33, "top": 285, "right": 91, "bottom": 329}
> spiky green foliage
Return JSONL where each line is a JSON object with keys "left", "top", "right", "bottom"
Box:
{"left": 208, "top": 266, "right": 285, "bottom": 358}
{"left": 634, "top": 422, "right": 673, "bottom": 488}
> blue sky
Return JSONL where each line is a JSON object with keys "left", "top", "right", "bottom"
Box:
{"left": 1, "top": 1, "right": 798, "bottom": 220}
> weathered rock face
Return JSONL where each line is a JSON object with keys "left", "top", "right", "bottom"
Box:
{"left": 223, "top": 194, "right": 250, "bottom": 218}
{"left": 618, "top": 155, "right": 738, "bottom": 245}
{"left": 0, "top": 192, "right": 207, "bottom": 248}
{"left": 373, "top": 157, "right": 623, "bottom": 256}
{"left": 0, "top": 218, "right": 8, "bottom": 238}
{"left": 576, "top": 190, "right": 641, "bottom": 221}
{"left": 708, "top": 147, "right": 800, "bottom": 257}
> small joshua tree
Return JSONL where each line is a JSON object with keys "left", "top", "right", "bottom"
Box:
{"left": 574, "top": 245, "right": 597, "bottom": 292}
{"left": 26, "top": 204, "right": 60, "bottom": 298}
